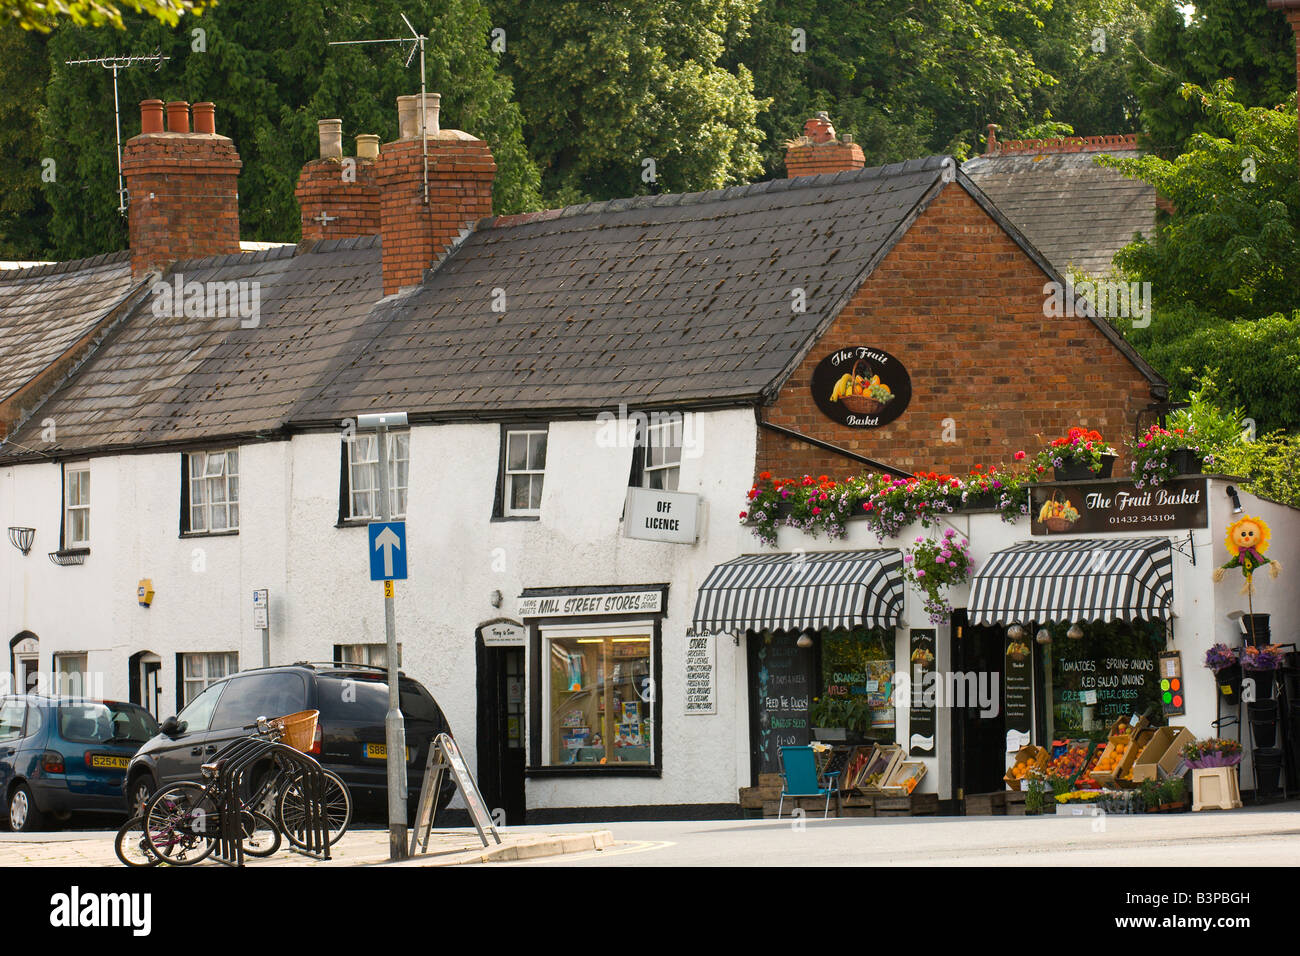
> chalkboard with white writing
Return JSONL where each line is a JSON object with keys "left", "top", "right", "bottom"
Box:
{"left": 751, "top": 631, "right": 815, "bottom": 775}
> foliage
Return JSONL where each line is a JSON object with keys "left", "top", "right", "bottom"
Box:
{"left": 487, "top": 0, "right": 766, "bottom": 205}
{"left": 0, "top": 24, "right": 52, "bottom": 258}
{"left": 1025, "top": 775, "right": 1046, "bottom": 813}
{"left": 1028, "top": 426, "right": 1116, "bottom": 476}
{"left": 903, "top": 529, "right": 974, "bottom": 626}
{"left": 1213, "top": 430, "right": 1300, "bottom": 510}
{"left": 1129, "top": 0, "right": 1297, "bottom": 157}
{"left": 1126, "top": 423, "right": 1210, "bottom": 488}
{"left": 26, "top": 0, "right": 541, "bottom": 259}
{"left": 808, "top": 694, "right": 874, "bottom": 735}
{"left": 1168, "top": 372, "right": 1249, "bottom": 453}
{"left": 3, "top": 0, "right": 210, "bottom": 32}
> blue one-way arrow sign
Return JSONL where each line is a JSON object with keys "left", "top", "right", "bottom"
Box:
{"left": 368, "top": 521, "right": 407, "bottom": 581}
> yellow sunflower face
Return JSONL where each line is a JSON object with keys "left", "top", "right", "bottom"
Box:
{"left": 1224, "top": 516, "right": 1270, "bottom": 556}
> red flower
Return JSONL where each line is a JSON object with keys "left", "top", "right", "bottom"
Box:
{"left": 759, "top": 471, "right": 771, "bottom": 481}
{"left": 1014, "top": 451, "right": 1026, "bottom": 461}
{"left": 818, "top": 475, "right": 829, "bottom": 483}
{"left": 863, "top": 502, "right": 874, "bottom": 512}
{"left": 739, "top": 511, "right": 748, "bottom": 519}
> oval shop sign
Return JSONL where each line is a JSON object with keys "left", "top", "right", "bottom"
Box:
{"left": 810, "top": 346, "right": 911, "bottom": 428}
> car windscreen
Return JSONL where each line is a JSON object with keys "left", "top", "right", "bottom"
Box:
{"left": 58, "top": 702, "right": 159, "bottom": 744}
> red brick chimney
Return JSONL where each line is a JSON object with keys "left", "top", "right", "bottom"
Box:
{"left": 121, "top": 99, "right": 242, "bottom": 278}
{"left": 783, "top": 112, "right": 865, "bottom": 178}
{"left": 1268, "top": 1, "right": 1300, "bottom": 159}
{"left": 295, "top": 120, "right": 381, "bottom": 241}
{"left": 376, "top": 93, "right": 496, "bottom": 295}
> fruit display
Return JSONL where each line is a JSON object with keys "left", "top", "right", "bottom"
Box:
{"left": 1074, "top": 744, "right": 1106, "bottom": 789}
{"left": 1093, "top": 736, "right": 1131, "bottom": 777}
{"left": 1046, "top": 741, "right": 1090, "bottom": 780}
{"left": 843, "top": 747, "right": 872, "bottom": 789}
{"left": 1004, "top": 745, "right": 1049, "bottom": 789}
{"left": 829, "top": 372, "right": 894, "bottom": 405}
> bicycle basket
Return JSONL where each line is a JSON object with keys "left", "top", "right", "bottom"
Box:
{"left": 271, "top": 709, "right": 319, "bottom": 753}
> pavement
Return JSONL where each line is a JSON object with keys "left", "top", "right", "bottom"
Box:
{"left": 0, "top": 825, "right": 614, "bottom": 867}
{"left": 3, "top": 802, "right": 1298, "bottom": 867}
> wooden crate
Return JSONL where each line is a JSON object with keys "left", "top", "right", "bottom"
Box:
{"left": 1005, "top": 790, "right": 1027, "bottom": 816}
{"left": 757, "top": 772, "right": 783, "bottom": 801}
{"left": 872, "top": 792, "right": 939, "bottom": 817}
{"left": 762, "top": 796, "right": 840, "bottom": 818}
{"left": 964, "top": 792, "right": 1007, "bottom": 816}
{"left": 739, "top": 786, "right": 763, "bottom": 810}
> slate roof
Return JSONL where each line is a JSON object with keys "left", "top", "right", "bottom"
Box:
{"left": 962, "top": 148, "right": 1156, "bottom": 277}
{"left": 0, "top": 252, "right": 141, "bottom": 405}
{"left": 294, "top": 158, "right": 953, "bottom": 423}
{"left": 2, "top": 238, "right": 381, "bottom": 457}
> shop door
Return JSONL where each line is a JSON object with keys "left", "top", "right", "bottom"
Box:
{"left": 953, "top": 621, "right": 1007, "bottom": 798}
{"left": 477, "top": 644, "right": 526, "bottom": 825}
{"left": 746, "top": 630, "right": 816, "bottom": 782}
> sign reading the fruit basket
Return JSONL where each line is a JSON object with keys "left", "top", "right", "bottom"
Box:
{"left": 1029, "top": 478, "right": 1208, "bottom": 536}
{"left": 810, "top": 346, "right": 912, "bottom": 429}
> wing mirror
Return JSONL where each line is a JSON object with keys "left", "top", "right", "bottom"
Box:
{"left": 160, "top": 716, "right": 183, "bottom": 737}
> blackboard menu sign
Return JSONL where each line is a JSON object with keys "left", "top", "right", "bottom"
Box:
{"left": 908, "top": 629, "right": 936, "bottom": 755}
{"left": 753, "top": 631, "right": 814, "bottom": 775}
{"left": 1005, "top": 636, "right": 1033, "bottom": 745}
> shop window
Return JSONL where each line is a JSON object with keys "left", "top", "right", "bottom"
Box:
{"left": 544, "top": 634, "right": 653, "bottom": 766}
{"left": 496, "top": 426, "right": 547, "bottom": 518}
{"left": 817, "top": 628, "right": 897, "bottom": 739}
{"left": 179, "top": 651, "right": 237, "bottom": 707}
{"left": 182, "top": 449, "right": 240, "bottom": 534}
{"left": 342, "top": 432, "right": 409, "bottom": 521}
{"left": 334, "top": 643, "right": 402, "bottom": 668}
{"left": 1044, "top": 620, "right": 1164, "bottom": 741}
{"left": 64, "top": 466, "right": 90, "bottom": 548}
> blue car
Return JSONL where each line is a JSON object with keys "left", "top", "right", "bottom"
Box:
{"left": 1, "top": 696, "right": 159, "bottom": 832}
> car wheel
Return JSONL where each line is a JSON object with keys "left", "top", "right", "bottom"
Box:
{"left": 128, "top": 774, "right": 155, "bottom": 815}
{"left": 9, "top": 784, "right": 45, "bottom": 833}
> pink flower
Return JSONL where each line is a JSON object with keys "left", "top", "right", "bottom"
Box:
{"left": 812, "top": 506, "right": 821, "bottom": 515}
{"left": 935, "top": 556, "right": 946, "bottom": 564}
{"left": 1014, "top": 451, "right": 1026, "bottom": 461}
{"left": 916, "top": 570, "right": 925, "bottom": 578}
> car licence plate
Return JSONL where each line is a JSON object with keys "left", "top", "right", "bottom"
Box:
{"left": 88, "top": 754, "right": 130, "bottom": 770}
{"left": 363, "top": 743, "right": 411, "bottom": 761}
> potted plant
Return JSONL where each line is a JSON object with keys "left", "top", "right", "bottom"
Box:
{"left": 1139, "top": 778, "right": 1161, "bottom": 812}
{"left": 1241, "top": 644, "right": 1285, "bottom": 699}
{"left": 1181, "top": 738, "right": 1243, "bottom": 769}
{"left": 1030, "top": 427, "right": 1118, "bottom": 481}
{"left": 1204, "top": 643, "right": 1241, "bottom": 704}
{"left": 1163, "top": 774, "right": 1188, "bottom": 812}
{"left": 809, "top": 696, "right": 849, "bottom": 742}
{"left": 903, "top": 528, "right": 974, "bottom": 626}
{"left": 1025, "top": 775, "right": 1046, "bottom": 815}
{"left": 1127, "top": 424, "right": 1209, "bottom": 489}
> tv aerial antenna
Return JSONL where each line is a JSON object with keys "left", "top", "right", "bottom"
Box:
{"left": 329, "top": 13, "right": 429, "bottom": 204}
{"left": 64, "top": 52, "right": 170, "bottom": 215}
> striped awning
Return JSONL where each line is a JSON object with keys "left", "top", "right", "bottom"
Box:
{"left": 692, "top": 550, "right": 903, "bottom": 633}
{"left": 968, "top": 537, "right": 1174, "bottom": 625}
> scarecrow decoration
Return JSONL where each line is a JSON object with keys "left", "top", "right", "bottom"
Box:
{"left": 1213, "top": 515, "right": 1281, "bottom": 595}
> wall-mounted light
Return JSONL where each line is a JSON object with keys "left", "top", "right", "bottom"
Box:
{"left": 489, "top": 589, "right": 502, "bottom": 608}
{"left": 1067, "top": 623, "right": 1084, "bottom": 640}
{"left": 1226, "top": 485, "right": 1242, "bottom": 515}
{"left": 1007, "top": 623, "right": 1026, "bottom": 641}
{"left": 1036, "top": 627, "right": 1052, "bottom": 645}
{"left": 796, "top": 631, "right": 814, "bottom": 648}
{"left": 7, "top": 527, "right": 34, "bottom": 556}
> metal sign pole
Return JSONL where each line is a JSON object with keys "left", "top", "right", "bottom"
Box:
{"left": 376, "top": 422, "right": 408, "bottom": 859}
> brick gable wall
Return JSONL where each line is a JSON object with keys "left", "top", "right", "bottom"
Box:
{"left": 755, "top": 183, "right": 1157, "bottom": 481}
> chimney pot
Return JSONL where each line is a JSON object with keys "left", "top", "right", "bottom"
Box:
{"left": 140, "top": 99, "right": 165, "bottom": 134}
{"left": 397, "top": 93, "right": 441, "bottom": 140}
{"left": 318, "top": 119, "right": 344, "bottom": 160}
{"left": 166, "top": 101, "right": 191, "bottom": 134}
{"left": 356, "top": 134, "right": 380, "bottom": 161}
{"left": 193, "top": 102, "right": 216, "bottom": 135}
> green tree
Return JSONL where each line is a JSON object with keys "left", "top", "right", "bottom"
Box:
{"left": 4, "top": 0, "right": 210, "bottom": 32}
{"left": 488, "top": 0, "right": 767, "bottom": 203}
{"left": 31, "top": 0, "right": 540, "bottom": 260}
{"left": 0, "top": 25, "right": 52, "bottom": 259}
{"left": 1129, "top": 0, "right": 1296, "bottom": 156}
{"left": 1099, "top": 81, "right": 1300, "bottom": 429}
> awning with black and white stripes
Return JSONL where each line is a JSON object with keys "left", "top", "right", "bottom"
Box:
{"left": 968, "top": 537, "right": 1174, "bottom": 625}
{"left": 692, "top": 550, "right": 904, "bottom": 633}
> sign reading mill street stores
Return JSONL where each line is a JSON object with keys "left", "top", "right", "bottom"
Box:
{"left": 811, "top": 346, "right": 912, "bottom": 428}
{"left": 1030, "top": 477, "right": 1208, "bottom": 536}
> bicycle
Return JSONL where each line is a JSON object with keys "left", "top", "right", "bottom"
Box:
{"left": 116, "top": 807, "right": 279, "bottom": 867}
{"left": 142, "top": 711, "right": 350, "bottom": 864}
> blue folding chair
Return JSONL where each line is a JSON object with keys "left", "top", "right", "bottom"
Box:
{"left": 777, "top": 746, "right": 840, "bottom": 819}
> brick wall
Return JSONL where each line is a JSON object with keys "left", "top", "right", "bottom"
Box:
{"left": 121, "top": 133, "right": 242, "bottom": 278}
{"left": 376, "top": 137, "right": 496, "bottom": 295}
{"left": 296, "top": 158, "right": 380, "bottom": 240}
{"left": 755, "top": 184, "right": 1158, "bottom": 481}
{"left": 784, "top": 142, "right": 865, "bottom": 178}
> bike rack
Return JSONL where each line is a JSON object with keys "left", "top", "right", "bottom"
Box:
{"left": 210, "top": 737, "right": 332, "bottom": 866}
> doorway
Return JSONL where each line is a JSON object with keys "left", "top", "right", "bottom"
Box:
{"left": 951, "top": 614, "right": 1008, "bottom": 800}
{"left": 476, "top": 629, "right": 526, "bottom": 825}
{"left": 129, "top": 651, "right": 163, "bottom": 719}
{"left": 10, "top": 632, "right": 38, "bottom": 694}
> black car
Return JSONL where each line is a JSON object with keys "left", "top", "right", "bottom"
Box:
{"left": 1, "top": 696, "right": 159, "bottom": 831}
{"left": 124, "top": 662, "right": 455, "bottom": 820}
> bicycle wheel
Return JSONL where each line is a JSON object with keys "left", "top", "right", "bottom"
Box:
{"left": 114, "top": 815, "right": 159, "bottom": 868}
{"left": 143, "top": 782, "right": 218, "bottom": 865}
{"left": 239, "top": 809, "right": 282, "bottom": 858}
{"left": 277, "top": 769, "right": 352, "bottom": 848}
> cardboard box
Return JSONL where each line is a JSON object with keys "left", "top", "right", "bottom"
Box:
{"left": 1114, "top": 727, "right": 1157, "bottom": 785}
{"left": 1130, "top": 727, "right": 1195, "bottom": 783}
{"left": 1090, "top": 734, "right": 1132, "bottom": 786}
{"left": 1004, "top": 744, "right": 1049, "bottom": 790}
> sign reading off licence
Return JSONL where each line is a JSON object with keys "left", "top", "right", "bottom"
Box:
{"left": 368, "top": 521, "right": 407, "bottom": 581}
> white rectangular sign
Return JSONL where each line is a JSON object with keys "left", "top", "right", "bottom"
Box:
{"left": 253, "top": 589, "right": 269, "bottom": 629}
{"left": 684, "top": 631, "right": 716, "bottom": 715}
{"left": 518, "top": 590, "right": 663, "bottom": 618}
{"left": 623, "top": 487, "right": 699, "bottom": 544}
{"left": 482, "top": 621, "right": 526, "bottom": 647}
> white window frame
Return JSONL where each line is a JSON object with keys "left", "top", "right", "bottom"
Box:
{"left": 337, "top": 643, "right": 402, "bottom": 668}
{"left": 346, "top": 432, "right": 409, "bottom": 520}
{"left": 54, "top": 653, "right": 89, "bottom": 697}
{"left": 503, "top": 428, "right": 547, "bottom": 517}
{"left": 180, "top": 652, "right": 237, "bottom": 707}
{"left": 64, "top": 466, "right": 90, "bottom": 548}
{"left": 186, "top": 449, "right": 240, "bottom": 533}
{"left": 641, "top": 417, "right": 683, "bottom": 491}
